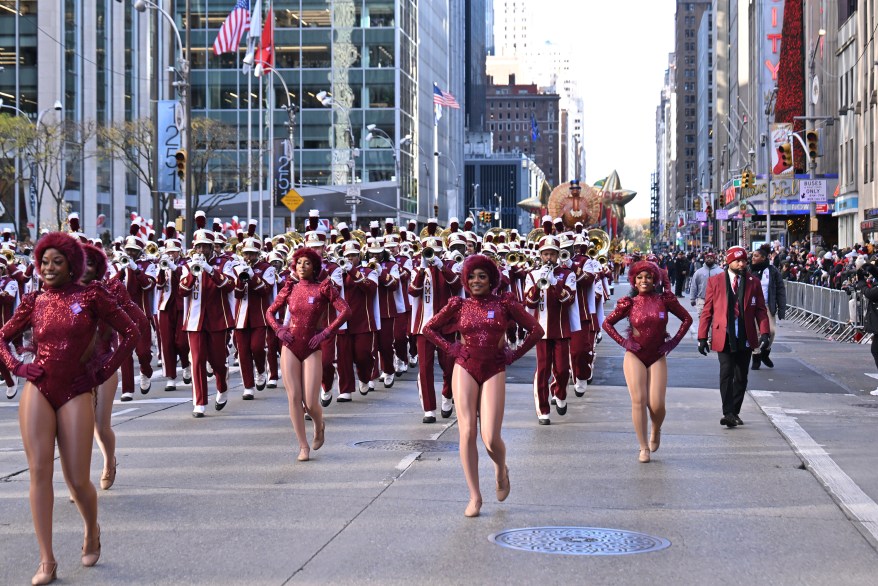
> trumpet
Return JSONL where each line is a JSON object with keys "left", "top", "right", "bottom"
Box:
{"left": 339, "top": 259, "right": 353, "bottom": 273}
{"left": 117, "top": 254, "right": 132, "bottom": 268}
{"left": 559, "top": 249, "right": 571, "bottom": 263}
{"left": 159, "top": 257, "right": 173, "bottom": 271}
{"left": 365, "top": 260, "right": 380, "bottom": 271}
{"left": 422, "top": 246, "right": 435, "bottom": 260}
{"left": 537, "top": 266, "right": 552, "bottom": 290}
{"left": 189, "top": 253, "right": 205, "bottom": 276}
{"left": 450, "top": 251, "right": 464, "bottom": 265}
{"left": 400, "top": 244, "right": 412, "bottom": 257}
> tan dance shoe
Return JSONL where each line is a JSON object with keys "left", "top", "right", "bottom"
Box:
{"left": 312, "top": 421, "right": 325, "bottom": 451}
{"left": 31, "top": 561, "right": 57, "bottom": 585}
{"left": 638, "top": 449, "right": 651, "bottom": 463}
{"left": 297, "top": 447, "right": 310, "bottom": 462}
{"left": 649, "top": 428, "right": 661, "bottom": 453}
{"left": 496, "top": 466, "right": 510, "bottom": 502}
{"left": 100, "top": 457, "right": 117, "bottom": 490}
{"left": 464, "top": 498, "right": 482, "bottom": 518}
{"left": 81, "top": 525, "right": 101, "bottom": 567}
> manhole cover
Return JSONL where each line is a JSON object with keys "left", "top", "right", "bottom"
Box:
{"left": 352, "top": 440, "right": 459, "bottom": 452}
{"left": 489, "top": 527, "right": 670, "bottom": 556}
{"left": 853, "top": 403, "right": 878, "bottom": 409}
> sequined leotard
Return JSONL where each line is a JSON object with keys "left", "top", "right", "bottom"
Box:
{"left": 422, "top": 292, "right": 544, "bottom": 385}
{"left": 266, "top": 278, "right": 351, "bottom": 361}
{"left": 93, "top": 277, "right": 151, "bottom": 366}
{"left": 602, "top": 290, "right": 692, "bottom": 367}
{"left": 0, "top": 282, "right": 139, "bottom": 410}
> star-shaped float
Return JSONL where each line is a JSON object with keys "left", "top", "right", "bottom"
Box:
{"left": 594, "top": 170, "right": 636, "bottom": 206}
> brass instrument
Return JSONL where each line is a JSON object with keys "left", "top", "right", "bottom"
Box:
{"left": 525, "top": 227, "right": 545, "bottom": 246}
{"left": 559, "top": 249, "right": 571, "bottom": 263}
{"left": 338, "top": 258, "right": 353, "bottom": 273}
{"left": 365, "top": 260, "right": 380, "bottom": 271}
{"left": 450, "top": 251, "right": 464, "bottom": 265}
{"left": 284, "top": 231, "right": 305, "bottom": 249}
{"left": 422, "top": 246, "right": 435, "bottom": 260}
{"left": 410, "top": 242, "right": 421, "bottom": 255}
{"left": 588, "top": 228, "right": 611, "bottom": 258}
{"left": 159, "top": 257, "right": 173, "bottom": 271}
{"left": 483, "top": 227, "right": 505, "bottom": 244}
{"left": 1, "top": 249, "right": 16, "bottom": 264}
{"left": 439, "top": 227, "right": 452, "bottom": 246}
{"left": 400, "top": 243, "right": 413, "bottom": 257}
{"left": 537, "top": 266, "right": 552, "bottom": 290}
{"left": 507, "top": 252, "right": 522, "bottom": 265}
{"left": 350, "top": 229, "right": 368, "bottom": 246}
{"left": 189, "top": 253, "right": 205, "bottom": 276}
{"left": 117, "top": 254, "right": 132, "bottom": 268}
{"left": 145, "top": 242, "right": 159, "bottom": 256}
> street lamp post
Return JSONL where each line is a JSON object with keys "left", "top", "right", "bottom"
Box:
{"left": 256, "top": 66, "right": 298, "bottom": 235}
{"left": 134, "top": 0, "right": 191, "bottom": 240}
{"left": 495, "top": 192, "right": 502, "bottom": 229}
{"left": 807, "top": 28, "right": 826, "bottom": 254}
{"left": 317, "top": 90, "right": 359, "bottom": 227}
{"left": 366, "top": 124, "right": 411, "bottom": 225}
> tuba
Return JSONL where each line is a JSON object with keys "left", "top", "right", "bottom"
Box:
{"left": 0, "top": 249, "right": 16, "bottom": 264}
{"left": 144, "top": 242, "right": 159, "bottom": 256}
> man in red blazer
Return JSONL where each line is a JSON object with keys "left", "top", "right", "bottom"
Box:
{"left": 697, "top": 246, "right": 770, "bottom": 428}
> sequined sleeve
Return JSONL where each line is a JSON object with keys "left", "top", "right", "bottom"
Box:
{"left": 266, "top": 279, "right": 294, "bottom": 333}
{"left": 0, "top": 291, "right": 35, "bottom": 371}
{"left": 321, "top": 279, "right": 351, "bottom": 333}
{"left": 662, "top": 290, "right": 693, "bottom": 345}
{"left": 422, "top": 295, "right": 464, "bottom": 354}
{"left": 87, "top": 283, "right": 139, "bottom": 380}
{"left": 503, "top": 293, "right": 544, "bottom": 363}
{"left": 602, "top": 296, "right": 633, "bottom": 348}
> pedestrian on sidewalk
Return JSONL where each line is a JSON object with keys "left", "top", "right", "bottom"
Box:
{"left": 422, "top": 255, "right": 543, "bottom": 517}
{"left": 749, "top": 244, "right": 786, "bottom": 370}
{"left": 697, "top": 246, "right": 771, "bottom": 428}
{"left": 266, "top": 247, "right": 350, "bottom": 463}
{"left": 603, "top": 260, "right": 692, "bottom": 463}
{"left": 689, "top": 251, "right": 723, "bottom": 324}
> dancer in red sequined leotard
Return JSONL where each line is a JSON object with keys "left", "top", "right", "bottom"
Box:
{"left": 423, "top": 255, "right": 543, "bottom": 517}
{"left": 603, "top": 260, "right": 692, "bottom": 463}
{"left": 266, "top": 248, "right": 350, "bottom": 462}
{"left": 0, "top": 233, "right": 138, "bottom": 585}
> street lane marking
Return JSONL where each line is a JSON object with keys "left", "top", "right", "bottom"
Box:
{"left": 112, "top": 398, "right": 191, "bottom": 405}
{"left": 112, "top": 408, "right": 139, "bottom": 418}
{"left": 751, "top": 390, "right": 878, "bottom": 542}
{"left": 395, "top": 453, "right": 419, "bottom": 471}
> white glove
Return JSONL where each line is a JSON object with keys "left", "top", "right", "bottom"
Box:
{"left": 233, "top": 263, "right": 248, "bottom": 277}
{"left": 452, "top": 262, "right": 462, "bottom": 274}
{"left": 420, "top": 255, "right": 429, "bottom": 269}
{"left": 246, "top": 267, "right": 255, "bottom": 278}
{"left": 431, "top": 256, "right": 444, "bottom": 268}
{"left": 547, "top": 271, "right": 558, "bottom": 286}
{"left": 201, "top": 260, "right": 214, "bottom": 274}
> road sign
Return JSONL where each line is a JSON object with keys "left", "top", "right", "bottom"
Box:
{"left": 281, "top": 188, "right": 304, "bottom": 212}
{"left": 344, "top": 197, "right": 361, "bottom": 205}
{"left": 173, "top": 198, "right": 185, "bottom": 210}
{"left": 815, "top": 203, "right": 829, "bottom": 214}
{"left": 346, "top": 186, "right": 361, "bottom": 198}
{"left": 799, "top": 179, "right": 827, "bottom": 202}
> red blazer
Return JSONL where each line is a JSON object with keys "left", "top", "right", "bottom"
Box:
{"left": 698, "top": 271, "right": 770, "bottom": 352}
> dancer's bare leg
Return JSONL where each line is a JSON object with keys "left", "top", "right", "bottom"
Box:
{"left": 94, "top": 372, "right": 119, "bottom": 473}
{"left": 451, "top": 365, "right": 481, "bottom": 503}
{"left": 280, "top": 347, "right": 308, "bottom": 452}
{"left": 56, "top": 392, "right": 99, "bottom": 547}
{"left": 301, "top": 352, "right": 324, "bottom": 445}
{"left": 479, "top": 371, "right": 507, "bottom": 482}
{"left": 19, "top": 383, "right": 58, "bottom": 565}
{"left": 647, "top": 357, "right": 668, "bottom": 449}
{"left": 622, "top": 352, "right": 649, "bottom": 450}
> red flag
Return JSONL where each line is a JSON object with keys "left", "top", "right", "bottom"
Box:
{"left": 254, "top": 7, "right": 274, "bottom": 73}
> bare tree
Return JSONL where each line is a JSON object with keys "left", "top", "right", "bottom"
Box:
{"left": 0, "top": 115, "right": 36, "bottom": 231}
{"left": 189, "top": 118, "right": 242, "bottom": 217}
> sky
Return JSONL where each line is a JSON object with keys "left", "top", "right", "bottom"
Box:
{"left": 526, "top": 0, "right": 677, "bottom": 220}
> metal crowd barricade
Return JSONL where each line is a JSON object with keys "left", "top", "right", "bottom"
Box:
{"left": 784, "top": 280, "right": 863, "bottom": 343}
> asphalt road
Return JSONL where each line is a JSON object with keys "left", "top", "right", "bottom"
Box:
{"left": 2, "top": 282, "right": 878, "bottom": 585}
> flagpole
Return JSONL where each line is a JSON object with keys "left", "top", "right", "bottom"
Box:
{"left": 258, "top": 71, "right": 264, "bottom": 236}
{"left": 267, "top": 70, "right": 275, "bottom": 238}
{"left": 433, "top": 108, "right": 439, "bottom": 219}
{"left": 247, "top": 70, "right": 252, "bottom": 223}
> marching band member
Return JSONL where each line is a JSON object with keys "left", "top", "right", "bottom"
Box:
{"left": 423, "top": 254, "right": 543, "bottom": 517}
{"left": 115, "top": 226, "right": 158, "bottom": 400}
{"left": 570, "top": 234, "right": 598, "bottom": 396}
{"left": 266, "top": 247, "right": 351, "bottom": 462}
{"left": 0, "top": 257, "right": 20, "bottom": 399}
{"left": 603, "top": 260, "right": 692, "bottom": 462}
{"left": 409, "top": 229, "right": 461, "bottom": 423}
{"left": 367, "top": 230, "right": 402, "bottom": 388}
{"left": 389, "top": 232, "right": 414, "bottom": 374}
{"left": 335, "top": 240, "right": 380, "bottom": 401}
{"left": 525, "top": 235, "right": 580, "bottom": 425}
{"left": 179, "top": 230, "right": 235, "bottom": 417}
{"left": 233, "top": 237, "right": 276, "bottom": 400}
{"left": 265, "top": 249, "right": 288, "bottom": 388}
{"left": 0, "top": 233, "right": 138, "bottom": 584}
{"left": 156, "top": 228, "right": 192, "bottom": 390}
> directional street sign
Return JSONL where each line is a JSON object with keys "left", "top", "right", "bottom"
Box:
{"left": 344, "top": 197, "right": 361, "bottom": 205}
{"left": 281, "top": 188, "right": 304, "bottom": 212}
{"left": 799, "top": 179, "right": 827, "bottom": 203}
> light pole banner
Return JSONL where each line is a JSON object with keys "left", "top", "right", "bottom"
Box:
{"left": 274, "top": 139, "right": 292, "bottom": 206}
{"left": 770, "top": 122, "right": 794, "bottom": 177}
{"left": 157, "top": 100, "right": 181, "bottom": 193}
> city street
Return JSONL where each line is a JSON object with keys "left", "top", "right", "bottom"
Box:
{"left": 3, "top": 284, "right": 878, "bottom": 584}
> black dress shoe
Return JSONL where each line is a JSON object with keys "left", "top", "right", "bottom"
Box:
{"left": 734, "top": 415, "right": 744, "bottom": 425}
{"left": 751, "top": 359, "right": 761, "bottom": 370}
{"left": 720, "top": 415, "right": 737, "bottom": 428}
{"left": 555, "top": 403, "right": 567, "bottom": 416}
{"left": 320, "top": 396, "right": 332, "bottom": 408}
{"left": 538, "top": 417, "right": 551, "bottom": 426}
{"left": 215, "top": 399, "right": 227, "bottom": 411}
{"left": 441, "top": 408, "right": 453, "bottom": 419}
{"left": 422, "top": 415, "right": 436, "bottom": 424}
{"left": 761, "top": 354, "right": 774, "bottom": 368}
{"left": 192, "top": 411, "right": 204, "bottom": 418}
{"left": 550, "top": 396, "right": 556, "bottom": 406}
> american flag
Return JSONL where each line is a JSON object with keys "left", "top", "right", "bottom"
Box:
{"left": 212, "top": 0, "right": 250, "bottom": 56}
{"left": 433, "top": 83, "right": 460, "bottom": 109}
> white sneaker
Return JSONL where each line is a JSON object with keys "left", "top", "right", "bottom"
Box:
{"left": 192, "top": 404, "right": 206, "bottom": 418}
{"left": 139, "top": 374, "right": 152, "bottom": 393}
{"left": 596, "top": 331, "right": 603, "bottom": 344}
{"left": 320, "top": 389, "right": 333, "bottom": 407}
{"left": 441, "top": 396, "right": 453, "bottom": 418}
{"left": 555, "top": 398, "right": 567, "bottom": 416}
{"left": 383, "top": 373, "right": 395, "bottom": 388}
{"left": 574, "top": 380, "right": 587, "bottom": 397}
{"left": 409, "top": 355, "right": 418, "bottom": 367}
{"left": 206, "top": 363, "right": 214, "bottom": 377}
{"left": 400, "top": 362, "right": 408, "bottom": 373}
{"left": 242, "top": 388, "right": 255, "bottom": 400}
{"left": 182, "top": 366, "right": 192, "bottom": 384}
{"left": 337, "top": 392, "right": 353, "bottom": 402}
{"left": 120, "top": 392, "right": 134, "bottom": 402}
{"left": 214, "top": 391, "right": 228, "bottom": 411}
{"left": 423, "top": 410, "right": 436, "bottom": 423}
{"left": 538, "top": 414, "right": 551, "bottom": 425}
{"left": 6, "top": 382, "right": 18, "bottom": 399}
{"left": 255, "top": 372, "right": 266, "bottom": 390}
{"left": 267, "top": 378, "right": 278, "bottom": 389}
{"left": 358, "top": 380, "right": 370, "bottom": 395}
{"left": 164, "top": 380, "right": 177, "bottom": 392}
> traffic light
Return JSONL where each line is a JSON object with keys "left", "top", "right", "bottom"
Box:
{"left": 705, "top": 204, "right": 713, "bottom": 218}
{"left": 779, "top": 142, "right": 792, "bottom": 167}
{"left": 693, "top": 197, "right": 701, "bottom": 211}
{"left": 175, "top": 149, "right": 187, "bottom": 180}
{"left": 806, "top": 129, "right": 819, "bottom": 160}
{"left": 740, "top": 170, "right": 751, "bottom": 189}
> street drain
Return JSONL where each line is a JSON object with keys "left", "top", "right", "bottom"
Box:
{"left": 853, "top": 403, "right": 878, "bottom": 409}
{"left": 352, "top": 440, "right": 459, "bottom": 452}
{"left": 489, "top": 527, "right": 670, "bottom": 556}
